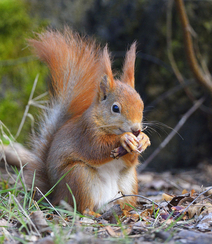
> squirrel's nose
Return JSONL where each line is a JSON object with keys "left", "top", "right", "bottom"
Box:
{"left": 131, "top": 124, "right": 141, "bottom": 137}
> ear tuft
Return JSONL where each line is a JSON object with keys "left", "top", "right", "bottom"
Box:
{"left": 101, "top": 45, "right": 114, "bottom": 86}
{"left": 121, "top": 42, "right": 136, "bottom": 88}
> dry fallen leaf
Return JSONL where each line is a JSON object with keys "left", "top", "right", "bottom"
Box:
{"left": 178, "top": 196, "right": 195, "bottom": 205}
{"left": 162, "top": 193, "right": 174, "bottom": 202}
{"left": 204, "top": 186, "right": 212, "bottom": 197}
{"left": 30, "top": 211, "right": 49, "bottom": 232}
{"left": 200, "top": 203, "right": 212, "bottom": 215}
{"left": 187, "top": 204, "right": 204, "bottom": 219}
{"left": 168, "top": 195, "right": 186, "bottom": 210}
{"left": 83, "top": 210, "right": 101, "bottom": 218}
{"left": 160, "top": 212, "right": 171, "bottom": 220}
{"left": 182, "top": 189, "right": 188, "bottom": 194}
{"left": 105, "top": 226, "right": 118, "bottom": 237}
{"left": 190, "top": 189, "right": 196, "bottom": 197}
{"left": 140, "top": 209, "right": 153, "bottom": 220}
{"left": 146, "top": 179, "right": 170, "bottom": 190}
{"left": 97, "top": 204, "right": 123, "bottom": 224}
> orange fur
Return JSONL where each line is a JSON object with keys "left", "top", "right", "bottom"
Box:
{"left": 29, "top": 29, "right": 102, "bottom": 117}
{"left": 101, "top": 46, "right": 114, "bottom": 87}
{"left": 121, "top": 42, "right": 136, "bottom": 88}
{"left": 27, "top": 29, "right": 150, "bottom": 213}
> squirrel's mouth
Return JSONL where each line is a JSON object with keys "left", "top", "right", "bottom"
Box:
{"left": 118, "top": 128, "right": 140, "bottom": 137}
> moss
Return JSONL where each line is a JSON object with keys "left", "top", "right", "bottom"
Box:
{"left": 0, "top": 0, "right": 49, "bottom": 144}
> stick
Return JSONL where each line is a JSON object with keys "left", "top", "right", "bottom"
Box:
{"left": 167, "top": 0, "right": 194, "bottom": 100}
{"left": 174, "top": 186, "right": 212, "bottom": 219}
{"left": 15, "top": 74, "right": 39, "bottom": 139}
{"left": 138, "top": 97, "right": 205, "bottom": 172}
{"left": 108, "top": 193, "right": 159, "bottom": 207}
{"left": 175, "top": 0, "right": 212, "bottom": 93}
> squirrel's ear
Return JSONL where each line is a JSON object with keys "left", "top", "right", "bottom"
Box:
{"left": 98, "top": 45, "right": 114, "bottom": 101}
{"left": 101, "top": 45, "right": 114, "bottom": 85}
{"left": 121, "top": 42, "right": 136, "bottom": 88}
{"left": 98, "top": 75, "right": 112, "bottom": 101}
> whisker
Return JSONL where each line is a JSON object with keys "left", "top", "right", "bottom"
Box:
{"left": 152, "top": 121, "right": 184, "bottom": 140}
{"left": 141, "top": 126, "right": 148, "bottom": 132}
{"left": 145, "top": 124, "right": 169, "bottom": 136}
{"left": 142, "top": 120, "right": 184, "bottom": 140}
{"left": 145, "top": 127, "right": 163, "bottom": 138}
{"left": 145, "top": 129, "right": 154, "bottom": 135}
{"left": 86, "top": 121, "right": 183, "bottom": 141}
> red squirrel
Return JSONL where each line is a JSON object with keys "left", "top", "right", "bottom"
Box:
{"left": 26, "top": 28, "right": 151, "bottom": 213}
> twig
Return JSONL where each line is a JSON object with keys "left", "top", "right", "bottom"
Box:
{"left": 0, "top": 140, "right": 16, "bottom": 183}
{"left": 27, "top": 114, "right": 35, "bottom": 137}
{"left": 146, "top": 80, "right": 193, "bottom": 110}
{"left": 15, "top": 74, "right": 39, "bottom": 139}
{"left": 0, "top": 121, "right": 22, "bottom": 184}
{"left": 35, "top": 187, "right": 70, "bottom": 227}
{"left": 108, "top": 193, "right": 159, "bottom": 207}
{"left": 29, "top": 91, "right": 48, "bottom": 101}
{"left": 174, "top": 186, "right": 212, "bottom": 219}
{"left": 138, "top": 97, "right": 205, "bottom": 172}
{"left": 166, "top": 1, "right": 212, "bottom": 115}
{"left": 175, "top": 0, "right": 212, "bottom": 93}
{"left": 97, "top": 204, "right": 123, "bottom": 221}
{"left": 167, "top": 0, "right": 195, "bottom": 100}
{"left": 15, "top": 75, "right": 48, "bottom": 139}
{"left": 10, "top": 193, "right": 41, "bottom": 237}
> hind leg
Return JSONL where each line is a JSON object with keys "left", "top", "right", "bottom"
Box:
{"left": 52, "top": 163, "right": 95, "bottom": 213}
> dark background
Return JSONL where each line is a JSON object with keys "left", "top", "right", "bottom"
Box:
{"left": 0, "top": 0, "right": 212, "bottom": 171}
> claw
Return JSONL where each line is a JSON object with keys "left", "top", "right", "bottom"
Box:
{"left": 135, "top": 148, "right": 143, "bottom": 154}
{"left": 126, "top": 139, "right": 137, "bottom": 152}
{"left": 122, "top": 141, "right": 132, "bottom": 153}
{"left": 127, "top": 135, "right": 139, "bottom": 144}
{"left": 111, "top": 147, "right": 121, "bottom": 159}
{"left": 134, "top": 137, "right": 140, "bottom": 143}
{"left": 114, "top": 132, "right": 150, "bottom": 159}
{"left": 113, "top": 153, "right": 119, "bottom": 158}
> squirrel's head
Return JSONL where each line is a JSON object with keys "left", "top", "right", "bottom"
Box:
{"left": 93, "top": 43, "right": 144, "bottom": 135}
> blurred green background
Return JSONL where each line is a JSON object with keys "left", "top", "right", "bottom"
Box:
{"left": 0, "top": 0, "right": 212, "bottom": 170}
{"left": 0, "top": 0, "right": 48, "bottom": 143}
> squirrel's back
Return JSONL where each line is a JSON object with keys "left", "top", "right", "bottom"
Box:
{"left": 27, "top": 29, "right": 105, "bottom": 192}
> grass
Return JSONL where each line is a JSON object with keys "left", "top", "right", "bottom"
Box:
{"left": 0, "top": 124, "right": 197, "bottom": 244}
{"left": 0, "top": 137, "right": 208, "bottom": 243}
{"left": 0, "top": 77, "right": 208, "bottom": 243}
{"left": 0, "top": 176, "right": 134, "bottom": 243}
{"left": 0, "top": 172, "right": 80, "bottom": 243}
{"left": 0, "top": 79, "right": 85, "bottom": 242}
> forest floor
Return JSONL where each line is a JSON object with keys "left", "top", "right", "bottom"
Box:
{"left": 1, "top": 146, "right": 212, "bottom": 243}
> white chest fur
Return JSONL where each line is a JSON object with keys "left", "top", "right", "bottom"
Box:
{"left": 91, "top": 158, "right": 135, "bottom": 211}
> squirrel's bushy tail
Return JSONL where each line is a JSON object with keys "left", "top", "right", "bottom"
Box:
{"left": 29, "top": 28, "right": 102, "bottom": 116}
{"left": 27, "top": 29, "right": 105, "bottom": 192}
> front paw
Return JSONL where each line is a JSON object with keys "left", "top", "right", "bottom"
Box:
{"left": 137, "top": 132, "right": 151, "bottom": 153}
{"left": 110, "top": 132, "right": 139, "bottom": 159}
{"left": 110, "top": 132, "right": 150, "bottom": 159}
{"left": 111, "top": 147, "right": 125, "bottom": 159}
{"left": 120, "top": 132, "right": 139, "bottom": 153}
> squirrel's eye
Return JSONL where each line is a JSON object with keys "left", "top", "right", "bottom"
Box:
{"left": 112, "top": 104, "right": 120, "bottom": 113}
